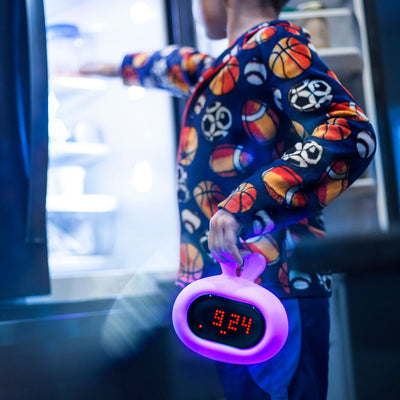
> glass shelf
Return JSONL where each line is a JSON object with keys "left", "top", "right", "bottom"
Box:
{"left": 49, "top": 142, "right": 109, "bottom": 167}
{"left": 281, "top": 7, "right": 352, "bottom": 20}
{"left": 46, "top": 194, "right": 118, "bottom": 213}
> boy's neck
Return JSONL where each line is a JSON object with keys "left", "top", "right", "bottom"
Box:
{"left": 225, "top": 2, "right": 279, "bottom": 43}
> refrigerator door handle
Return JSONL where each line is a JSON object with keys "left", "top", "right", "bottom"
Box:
{"left": 14, "top": 0, "right": 49, "bottom": 244}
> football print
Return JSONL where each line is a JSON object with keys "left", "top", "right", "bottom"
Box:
{"left": 263, "top": 165, "right": 308, "bottom": 207}
{"left": 242, "top": 100, "right": 279, "bottom": 144}
{"left": 181, "top": 208, "right": 201, "bottom": 234}
{"left": 241, "top": 233, "right": 280, "bottom": 266}
{"left": 273, "top": 87, "right": 283, "bottom": 110}
{"left": 326, "top": 101, "right": 369, "bottom": 122}
{"left": 244, "top": 58, "right": 267, "bottom": 86}
{"left": 316, "top": 160, "right": 349, "bottom": 206}
{"left": 201, "top": 101, "right": 232, "bottom": 142}
{"left": 209, "top": 144, "right": 254, "bottom": 177}
{"left": 356, "top": 130, "right": 376, "bottom": 158}
{"left": 291, "top": 121, "right": 309, "bottom": 139}
{"left": 289, "top": 79, "right": 333, "bottom": 112}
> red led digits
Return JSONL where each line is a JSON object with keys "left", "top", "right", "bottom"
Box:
{"left": 227, "top": 313, "right": 240, "bottom": 331}
{"left": 241, "top": 317, "right": 253, "bottom": 335}
{"left": 212, "top": 309, "right": 225, "bottom": 327}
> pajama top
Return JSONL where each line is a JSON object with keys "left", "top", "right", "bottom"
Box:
{"left": 120, "top": 20, "right": 376, "bottom": 298}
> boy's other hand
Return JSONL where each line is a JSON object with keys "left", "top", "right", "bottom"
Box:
{"left": 209, "top": 209, "right": 243, "bottom": 266}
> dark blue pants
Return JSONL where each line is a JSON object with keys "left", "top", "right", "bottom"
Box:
{"left": 216, "top": 297, "right": 330, "bottom": 400}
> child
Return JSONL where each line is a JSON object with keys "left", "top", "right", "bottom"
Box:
{"left": 81, "top": 0, "right": 376, "bottom": 398}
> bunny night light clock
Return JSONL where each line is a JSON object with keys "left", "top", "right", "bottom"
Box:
{"left": 172, "top": 253, "right": 289, "bottom": 364}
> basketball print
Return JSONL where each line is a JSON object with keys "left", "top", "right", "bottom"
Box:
{"left": 177, "top": 243, "right": 204, "bottom": 286}
{"left": 178, "top": 126, "right": 198, "bottom": 166}
{"left": 316, "top": 160, "right": 349, "bottom": 206}
{"left": 244, "top": 58, "right": 267, "bottom": 86}
{"left": 326, "top": 101, "right": 369, "bottom": 122}
{"left": 243, "top": 26, "right": 277, "bottom": 50}
{"left": 263, "top": 165, "right": 308, "bottom": 208}
{"left": 209, "top": 144, "right": 254, "bottom": 177}
{"left": 269, "top": 37, "right": 312, "bottom": 79}
{"left": 218, "top": 182, "right": 257, "bottom": 213}
{"left": 241, "top": 234, "right": 280, "bottom": 266}
{"left": 242, "top": 100, "right": 279, "bottom": 144}
{"left": 275, "top": 21, "right": 304, "bottom": 36}
{"left": 356, "top": 130, "right": 376, "bottom": 158}
{"left": 209, "top": 57, "right": 240, "bottom": 96}
{"left": 193, "top": 181, "right": 225, "bottom": 219}
{"left": 312, "top": 118, "right": 352, "bottom": 141}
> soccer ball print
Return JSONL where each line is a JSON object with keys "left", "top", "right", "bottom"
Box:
{"left": 289, "top": 79, "right": 333, "bottom": 112}
{"left": 201, "top": 101, "right": 233, "bottom": 142}
{"left": 282, "top": 140, "right": 323, "bottom": 168}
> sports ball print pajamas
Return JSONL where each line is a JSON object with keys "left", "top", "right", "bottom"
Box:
{"left": 121, "top": 20, "right": 375, "bottom": 298}
{"left": 120, "top": 20, "right": 375, "bottom": 399}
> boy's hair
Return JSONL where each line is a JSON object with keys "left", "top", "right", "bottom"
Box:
{"left": 259, "top": 0, "right": 289, "bottom": 12}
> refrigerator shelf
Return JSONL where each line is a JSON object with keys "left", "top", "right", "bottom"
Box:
{"left": 281, "top": 7, "right": 352, "bottom": 21}
{"left": 46, "top": 194, "right": 118, "bottom": 213}
{"left": 318, "top": 47, "right": 363, "bottom": 76}
{"left": 50, "top": 75, "right": 108, "bottom": 92}
{"left": 49, "top": 142, "right": 109, "bottom": 167}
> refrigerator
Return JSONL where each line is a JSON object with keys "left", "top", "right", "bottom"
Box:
{"left": 43, "top": 0, "right": 180, "bottom": 281}
{"left": 0, "top": 0, "right": 183, "bottom": 298}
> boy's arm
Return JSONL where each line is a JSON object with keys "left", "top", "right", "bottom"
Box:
{"left": 79, "top": 46, "right": 213, "bottom": 97}
{"left": 210, "top": 25, "right": 376, "bottom": 262}
{"left": 120, "top": 46, "right": 213, "bottom": 97}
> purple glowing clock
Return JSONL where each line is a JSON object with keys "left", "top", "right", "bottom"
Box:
{"left": 172, "top": 253, "right": 289, "bottom": 364}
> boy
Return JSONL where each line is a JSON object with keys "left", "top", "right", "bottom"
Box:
{"left": 81, "top": 0, "right": 375, "bottom": 398}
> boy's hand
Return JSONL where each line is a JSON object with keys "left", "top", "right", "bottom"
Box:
{"left": 209, "top": 209, "right": 243, "bottom": 266}
{"left": 79, "top": 62, "right": 120, "bottom": 77}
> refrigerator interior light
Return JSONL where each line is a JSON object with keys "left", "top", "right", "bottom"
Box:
{"left": 130, "top": 1, "right": 153, "bottom": 25}
{"left": 132, "top": 161, "right": 153, "bottom": 193}
{"left": 128, "top": 86, "right": 146, "bottom": 101}
{"left": 53, "top": 76, "right": 107, "bottom": 91}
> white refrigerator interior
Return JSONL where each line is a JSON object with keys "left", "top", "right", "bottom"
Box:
{"left": 44, "top": 0, "right": 180, "bottom": 276}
